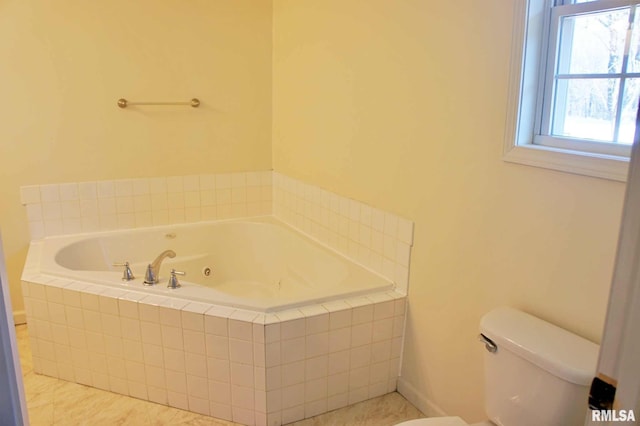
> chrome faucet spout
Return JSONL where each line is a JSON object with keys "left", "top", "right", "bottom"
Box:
{"left": 144, "top": 249, "right": 176, "bottom": 285}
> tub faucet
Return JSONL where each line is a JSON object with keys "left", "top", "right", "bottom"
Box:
{"left": 144, "top": 249, "right": 176, "bottom": 285}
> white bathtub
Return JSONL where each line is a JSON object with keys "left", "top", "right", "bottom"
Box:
{"left": 33, "top": 216, "right": 394, "bottom": 312}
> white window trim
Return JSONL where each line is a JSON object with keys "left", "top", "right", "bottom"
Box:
{"left": 503, "top": 0, "right": 631, "bottom": 182}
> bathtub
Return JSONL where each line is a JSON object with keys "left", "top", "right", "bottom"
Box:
{"left": 22, "top": 216, "right": 406, "bottom": 425}
{"left": 36, "top": 216, "right": 394, "bottom": 312}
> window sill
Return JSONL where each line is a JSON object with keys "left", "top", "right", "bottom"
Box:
{"left": 503, "top": 143, "right": 630, "bottom": 182}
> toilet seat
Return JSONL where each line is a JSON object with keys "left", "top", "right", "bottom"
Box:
{"left": 395, "top": 417, "right": 468, "bottom": 426}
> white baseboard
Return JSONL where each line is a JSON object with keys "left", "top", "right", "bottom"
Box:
{"left": 13, "top": 310, "right": 26, "bottom": 326}
{"left": 397, "top": 376, "right": 448, "bottom": 418}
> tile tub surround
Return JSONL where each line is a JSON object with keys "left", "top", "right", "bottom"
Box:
{"left": 21, "top": 277, "right": 406, "bottom": 426}
{"left": 272, "top": 172, "right": 413, "bottom": 295}
{"left": 20, "top": 171, "right": 414, "bottom": 295}
{"left": 19, "top": 171, "right": 274, "bottom": 240}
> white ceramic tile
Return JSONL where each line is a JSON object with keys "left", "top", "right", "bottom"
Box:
{"left": 397, "top": 217, "right": 414, "bottom": 245}
{"left": 231, "top": 173, "right": 246, "bottom": 188}
{"left": 351, "top": 323, "right": 373, "bottom": 348}
{"left": 183, "top": 330, "right": 206, "bottom": 355}
{"left": 139, "top": 302, "right": 161, "bottom": 322}
{"left": 265, "top": 342, "right": 281, "bottom": 368}
{"left": 28, "top": 221, "right": 45, "bottom": 239}
{"left": 306, "top": 332, "right": 329, "bottom": 358}
{"left": 206, "top": 334, "right": 230, "bottom": 360}
{"left": 231, "top": 384, "right": 254, "bottom": 409}
{"left": 281, "top": 337, "right": 305, "bottom": 364}
{"left": 280, "top": 318, "right": 305, "bottom": 340}
{"left": 161, "top": 325, "right": 184, "bottom": 351}
{"left": 186, "top": 373, "right": 208, "bottom": 399}
{"left": 229, "top": 339, "right": 254, "bottom": 365}
{"left": 168, "top": 390, "right": 189, "bottom": 410}
{"left": 254, "top": 343, "right": 266, "bottom": 368}
{"left": 305, "top": 356, "right": 328, "bottom": 381}
{"left": 265, "top": 366, "right": 282, "bottom": 392}
{"left": 183, "top": 175, "right": 200, "bottom": 192}
{"left": 148, "top": 177, "right": 167, "bottom": 195}
{"left": 83, "top": 310, "right": 103, "bottom": 333}
{"left": 372, "top": 320, "right": 393, "bottom": 342}
{"left": 391, "top": 336, "right": 403, "bottom": 359}
{"left": 374, "top": 301, "right": 396, "bottom": 321}
{"left": 199, "top": 174, "right": 215, "bottom": 190}
{"left": 147, "top": 385, "right": 167, "bottom": 404}
{"left": 20, "top": 186, "right": 41, "bottom": 204}
{"left": 79, "top": 182, "right": 98, "bottom": 200}
{"left": 210, "top": 402, "right": 233, "bottom": 422}
{"left": 371, "top": 340, "right": 392, "bottom": 364}
{"left": 396, "top": 242, "right": 411, "bottom": 267}
{"left": 276, "top": 309, "right": 304, "bottom": 323}
{"left": 281, "top": 360, "right": 305, "bottom": 388}
{"left": 208, "top": 358, "right": 231, "bottom": 383}
{"left": 305, "top": 377, "right": 328, "bottom": 403}
{"left": 42, "top": 202, "right": 62, "bottom": 220}
{"left": 281, "top": 383, "right": 305, "bottom": 410}
{"left": 165, "top": 368, "right": 187, "bottom": 393}
{"left": 393, "top": 316, "right": 405, "bottom": 338}
{"left": 118, "top": 299, "right": 139, "bottom": 320}
{"left": 140, "top": 322, "right": 163, "bottom": 345}
{"left": 349, "top": 365, "right": 370, "bottom": 390}
{"left": 123, "top": 340, "right": 144, "bottom": 363}
{"left": 329, "top": 328, "right": 351, "bottom": 353}
{"left": 216, "top": 174, "right": 232, "bottom": 189}
{"left": 231, "top": 362, "right": 254, "bottom": 387}
{"left": 254, "top": 367, "right": 266, "bottom": 391}
{"left": 252, "top": 323, "right": 265, "bottom": 343}
{"left": 40, "top": 184, "right": 60, "bottom": 202}
{"left": 167, "top": 176, "right": 184, "bottom": 193}
{"left": 265, "top": 323, "right": 280, "bottom": 343}
{"left": 383, "top": 212, "right": 398, "bottom": 237}
{"left": 101, "top": 313, "right": 122, "bottom": 338}
{"left": 189, "top": 395, "right": 211, "bottom": 416}
{"left": 205, "top": 315, "right": 228, "bottom": 337}
{"left": 328, "top": 350, "right": 350, "bottom": 375}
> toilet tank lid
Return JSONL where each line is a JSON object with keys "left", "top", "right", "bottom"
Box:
{"left": 479, "top": 307, "right": 599, "bottom": 386}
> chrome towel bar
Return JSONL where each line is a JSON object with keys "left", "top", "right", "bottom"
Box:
{"left": 117, "top": 98, "right": 200, "bottom": 108}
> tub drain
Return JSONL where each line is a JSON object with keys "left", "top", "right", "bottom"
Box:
{"left": 202, "top": 267, "right": 212, "bottom": 277}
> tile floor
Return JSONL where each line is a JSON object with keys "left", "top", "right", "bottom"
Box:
{"left": 16, "top": 324, "right": 425, "bottom": 425}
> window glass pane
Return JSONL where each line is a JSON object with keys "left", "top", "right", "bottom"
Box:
{"left": 557, "top": 8, "right": 630, "bottom": 75}
{"left": 552, "top": 78, "right": 619, "bottom": 141}
{"left": 627, "top": 9, "right": 640, "bottom": 73}
{"left": 619, "top": 78, "right": 640, "bottom": 143}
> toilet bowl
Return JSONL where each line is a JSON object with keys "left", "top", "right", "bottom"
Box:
{"left": 395, "top": 307, "right": 599, "bottom": 426}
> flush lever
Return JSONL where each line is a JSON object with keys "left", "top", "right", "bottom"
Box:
{"left": 478, "top": 333, "right": 498, "bottom": 353}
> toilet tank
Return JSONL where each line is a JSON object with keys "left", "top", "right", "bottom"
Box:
{"left": 479, "top": 307, "right": 599, "bottom": 426}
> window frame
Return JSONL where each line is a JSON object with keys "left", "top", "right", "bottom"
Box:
{"left": 503, "top": 0, "right": 636, "bottom": 181}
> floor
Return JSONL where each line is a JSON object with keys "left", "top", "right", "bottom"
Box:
{"left": 16, "top": 324, "right": 426, "bottom": 425}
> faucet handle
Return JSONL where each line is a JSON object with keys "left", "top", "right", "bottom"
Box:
{"left": 167, "top": 269, "right": 185, "bottom": 289}
{"left": 113, "top": 262, "right": 135, "bottom": 281}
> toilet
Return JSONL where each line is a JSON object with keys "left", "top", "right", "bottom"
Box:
{"left": 397, "top": 307, "right": 599, "bottom": 426}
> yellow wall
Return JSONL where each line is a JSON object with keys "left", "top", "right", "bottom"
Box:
{"left": 0, "top": 0, "right": 628, "bottom": 421}
{"left": 0, "top": 1, "right": 272, "bottom": 314}
{"left": 272, "top": 0, "right": 625, "bottom": 421}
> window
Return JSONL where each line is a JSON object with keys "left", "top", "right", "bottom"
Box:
{"left": 504, "top": 0, "right": 640, "bottom": 181}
